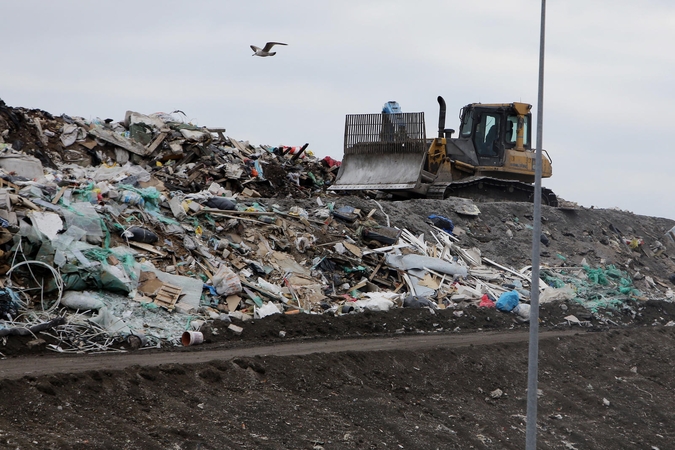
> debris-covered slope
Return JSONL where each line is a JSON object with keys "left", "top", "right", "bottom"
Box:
{"left": 0, "top": 99, "right": 674, "bottom": 355}
{"left": 1, "top": 99, "right": 675, "bottom": 449}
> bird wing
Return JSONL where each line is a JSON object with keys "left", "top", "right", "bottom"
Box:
{"left": 262, "top": 42, "right": 287, "bottom": 52}
{"left": 250, "top": 45, "right": 261, "bottom": 52}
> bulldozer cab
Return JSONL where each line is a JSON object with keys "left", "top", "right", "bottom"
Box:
{"left": 458, "top": 103, "right": 532, "bottom": 166}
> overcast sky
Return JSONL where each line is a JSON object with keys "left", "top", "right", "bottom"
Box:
{"left": 2, "top": 1, "right": 673, "bottom": 220}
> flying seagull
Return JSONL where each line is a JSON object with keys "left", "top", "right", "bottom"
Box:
{"left": 250, "top": 42, "right": 287, "bottom": 57}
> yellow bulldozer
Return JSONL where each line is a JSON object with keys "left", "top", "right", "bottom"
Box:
{"left": 329, "top": 96, "right": 557, "bottom": 206}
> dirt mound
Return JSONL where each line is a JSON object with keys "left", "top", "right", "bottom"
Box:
{"left": 2, "top": 327, "right": 674, "bottom": 449}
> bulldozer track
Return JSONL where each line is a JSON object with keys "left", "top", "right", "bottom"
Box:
{"left": 428, "top": 176, "right": 558, "bottom": 206}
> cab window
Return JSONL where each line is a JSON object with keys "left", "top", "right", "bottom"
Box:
{"left": 474, "top": 114, "right": 500, "bottom": 157}
{"left": 506, "top": 116, "right": 518, "bottom": 145}
{"left": 460, "top": 109, "right": 473, "bottom": 137}
{"left": 506, "top": 114, "right": 530, "bottom": 147}
{"left": 522, "top": 116, "right": 529, "bottom": 146}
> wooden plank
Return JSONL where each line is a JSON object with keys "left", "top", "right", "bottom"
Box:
{"left": 194, "top": 209, "right": 275, "bottom": 217}
{"left": 362, "top": 243, "right": 411, "bottom": 256}
{"left": 349, "top": 280, "right": 368, "bottom": 292}
{"left": 343, "top": 242, "right": 362, "bottom": 258}
{"left": 128, "top": 241, "right": 166, "bottom": 256}
{"left": 227, "top": 137, "right": 252, "bottom": 156}
{"left": 51, "top": 186, "right": 67, "bottom": 205}
{"left": 371, "top": 276, "right": 393, "bottom": 287}
{"left": 89, "top": 126, "right": 151, "bottom": 156}
{"left": 146, "top": 132, "right": 168, "bottom": 154}
{"left": 195, "top": 260, "right": 214, "bottom": 281}
{"left": 192, "top": 212, "right": 273, "bottom": 225}
{"left": 207, "top": 128, "right": 227, "bottom": 140}
{"left": 431, "top": 225, "right": 459, "bottom": 242}
{"left": 368, "top": 257, "right": 385, "bottom": 281}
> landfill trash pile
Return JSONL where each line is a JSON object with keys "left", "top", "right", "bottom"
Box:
{"left": 0, "top": 99, "right": 674, "bottom": 354}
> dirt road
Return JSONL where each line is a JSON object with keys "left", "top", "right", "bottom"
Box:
{"left": 0, "top": 329, "right": 579, "bottom": 379}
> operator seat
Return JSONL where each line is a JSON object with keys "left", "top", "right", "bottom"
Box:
{"left": 483, "top": 125, "right": 497, "bottom": 156}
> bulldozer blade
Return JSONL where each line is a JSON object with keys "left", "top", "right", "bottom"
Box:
{"left": 330, "top": 145, "right": 426, "bottom": 190}
{"left": 330, "top": 111, "right": 428, "bottom": 191}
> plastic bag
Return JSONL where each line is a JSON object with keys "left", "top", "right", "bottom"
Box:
{"left": 212, "top": 265, "right": 242, "bottom": 296}
{"left": 255, "top": 302, "right": 281, "bottom": 319}
{"left": 513, "top": 303, "right": 531, "bottom": 320}
{"left": 62, "top": 202, "right": 103, "bottom": 245}
{"left": 428, "top": 214, "right": 454, "bottom": 234}
{"left": 496, "top": 290, "right": 520, "bottom": 312}
{"left": 479, "top": 294, "right": 495, "bottom": 308}
{"left": 60, "top": 291, "right": 105, "bottom": 310}
{"left": 355, "top": 297, "right": 394, "bottom": 312}
{"left": 539, "top": 285, "right": 576, "bottom": 303}
{"left": 122, "top": 226, "right": 158, "bottom": 244}
{"left": 403, "top": 295, "right": 435, "bottom": 309}
{"left": 100, "top": 264, "right": 133, "bottom": 294}
{"left": 206, "top": 197, "right": 236, "bottom": 210}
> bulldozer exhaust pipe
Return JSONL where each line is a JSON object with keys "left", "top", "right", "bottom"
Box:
{"left": 437, "top": 96, "right": 446, "bottom": 138}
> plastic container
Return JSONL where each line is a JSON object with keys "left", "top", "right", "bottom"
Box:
{"left": 181, "top": 331, "right": 204, "bottom": 346}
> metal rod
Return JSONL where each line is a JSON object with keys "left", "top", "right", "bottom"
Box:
{"left": 526, "top": 1, "right": 546, "bottom": 449}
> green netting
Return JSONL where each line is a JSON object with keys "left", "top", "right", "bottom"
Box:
{"left": 83, "top": 248, "right": 112, "bottom": 261}
{"left": 618, "top": 277, "right": 641, "bottom": 296}
{"left": 545, "top": 264, "right": 641, "bottom": 314}
{"left": 82, "top": 248, "right": 138, "bottom": 280}
{"left": 572, "top": 294, "right": 625, "bottom": 314}
{"left": 99, "top": 215, "right": 111, "bottom": 249}
{"left": 141, "top": 302, "right": 159, "bottom": 311}
{"left": 583, "top": 265, "right": 609, "bottom": 285}
{"left": 605, "top": 265, "right": 622, "bottom": 278}
{"left": 202, "top": 214, "right": 216, "bottom": 228}
{"left": 120, "top": 254, "right": 137, "bottom": 279}
{"left": 541, "top": 271, "right": 567, "bottom": 288}
{"left": 72, "top": 183, "right": 97, "bottom": 203}
{"left": 146, "top": 210, "right": 179, "bottom": 225}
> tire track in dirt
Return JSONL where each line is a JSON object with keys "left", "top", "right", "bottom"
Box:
{"left": 0, "top": 329, "right": 582, "bottom": 379}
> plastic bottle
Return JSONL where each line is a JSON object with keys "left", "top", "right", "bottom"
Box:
{"left": 121, "top": 190, "right": 145, "bottom": 207}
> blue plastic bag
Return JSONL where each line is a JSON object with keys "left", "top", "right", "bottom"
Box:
{"left": 496, "top": 290, "right": 520, "bottom": 312}
{"left": 428, "top": 214, "right": 454, "bottom": 234}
